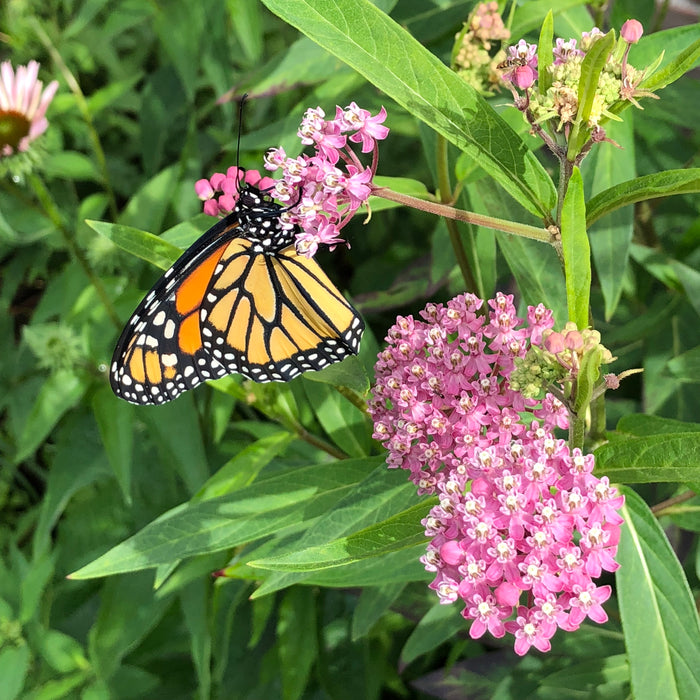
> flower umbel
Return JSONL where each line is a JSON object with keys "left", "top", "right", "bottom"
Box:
{"left": 501, "top": 21, "right": 659, "bottom": 161}
{"left": 195, "top": 103, "right": 388, "bottom": 258}
{"left": 452, "top": 2, "right": 511, "bottom": 95}
{"left": 367, "top": 293, "right": 624, "bottom": 654}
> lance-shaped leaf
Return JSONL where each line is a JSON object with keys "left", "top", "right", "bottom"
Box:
{"left": 262, "top": 0, "right": 556, "bottom": 218}
{"left": 617, "top": 489, "right": 700, "bottom": 699}
{"left": 560, "top": 167, "right": 590, "bottom": 328}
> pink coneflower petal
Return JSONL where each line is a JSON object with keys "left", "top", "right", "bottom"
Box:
{"left": 0, "top": 60, "right": 59, "bottom": 158}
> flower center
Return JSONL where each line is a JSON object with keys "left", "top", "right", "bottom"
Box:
{"left": 0, "top": 110, "right": 31, "bottom": 151}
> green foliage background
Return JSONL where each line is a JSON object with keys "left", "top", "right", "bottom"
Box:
{"left": 1, "top": 0, "right": 699, "bottom": 698}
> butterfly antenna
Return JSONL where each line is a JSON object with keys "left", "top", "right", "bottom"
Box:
{"left": 235, "top": 93, "right": 248, "bottom": 193}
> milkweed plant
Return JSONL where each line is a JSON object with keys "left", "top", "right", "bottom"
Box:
{"left": 2, "top": 2, "right": 700, "bottom": 698}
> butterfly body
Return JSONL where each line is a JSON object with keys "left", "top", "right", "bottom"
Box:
{"left": 110, "top": 184, "right": 364, "bottom": 405}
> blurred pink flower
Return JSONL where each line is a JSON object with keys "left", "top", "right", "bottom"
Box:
{"left": 0, "top": 60, "right": 59, "bottom": 156}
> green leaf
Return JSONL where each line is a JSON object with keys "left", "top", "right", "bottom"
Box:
{"left": 641, "top": 37, "right": 700, "bottom": 94}
{"left": 32, "top": 412, "right": 112, "bottom": 558}
{"left": 617, "top": 489, "right": 700, "bottom": 699}
{"left": 88, "top": 572, "right": 172, "bottom": 680}
{"left": 92, "top": 386, "right": 134, "bottom": 505}
{"left": 180, "top": 580, "right": 211, "bottom": 698}
{"left": 227, "top": 0, "right": 264, "bottom": 64}
{"left": 153, "top": 2, "right": 209, "bottom": 101}
{"left": 14, "top": 370, "right": 88, "bottom": 464}
{"left": 303, "top": 380, "right": 370, "bottom": 458}
{"left": 577, "top": 31, "right": 616, "bottom": 126}
{"left": 586, "top": 117, "right": 635, "bottom": 320}
{"left": 615, "top": 414, "right": 700, "bottom": 436}
{"left": 560, "top": 167, "right": 590, "bottom": 328}
{"left": 117, "top": 165, "right": 180, "bottom": 234}
{"left": 668, "top": 346, "right": 700, "bottom": 383}
{"left": 19, "top": 550, "right": 54, "bottom": 623}
{"left": 139, "top": 393, "right": 210, "bottom": 496}
{"left": 36, "top": 629, "right": 89, "bottom": 674}
{"left": 569, "top": 30, "right": 615, "bottom": 158}
{"left": 250, "top": 501, "right": 430, "bottom": 573}
{"left": 306, "top": 545, "right": 429, "bottom": 588}
{"left": 194, "top": 432, "right": 294, "bottom": 501}
{"left": 541, "top": 655, "right": 630, "bottom": 693}
{"left": 248, "top": 37, "right": 348, "bottom": 96}
{"left": 303, "top": 355, "right": 370, "bottom": 395}
{"left": 400, "top": 602, "right": 465, "bottom": 666}
{"left": 672, "top": 260, "right": 700, "bottom": 318}
{"left": 261, "top": 0, "right": 556, "bottom": 218}
{"left": 595, "top": 426, "right": 700, "bottom": 483}
{"left": 253, "top": 463, "right": 418, "bottom": 596}
{"left": 85, "top": 74, "right": 143, "bottom": 114}
{"left": 537, "top": 11, "right": 554, "bottom": 96}
{"left": 277, "top": 587, "right": 317, "bottom": 700}
{"left": 0, "top": 644, "right": 30, "bottom": 700}
{"left": 87, "top": 219, "right": 182, "bottom": 271}
{"left": 44, "top": 151, "right": 102, "bottom": 182}
{"left": 510, "top": 0, "right": 589, "bottom": 40}
{"left": 352, "top": 583, "right": 405, "bottom": 641}
{"left": 586, "top": 169, "right": 700, "bottom": 227}
{"left": 68, "top": 457, "right": 382, "bottom": 579}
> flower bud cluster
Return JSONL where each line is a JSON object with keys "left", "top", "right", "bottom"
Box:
{"left": 502, "top": 20, "right": 656, "bottom": 132}
{"left": 453, "top": 2, "right": 511, "bottom": 96}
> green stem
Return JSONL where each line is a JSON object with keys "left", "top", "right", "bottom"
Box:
{"left": 27, "top": 174, "right": 122, "bottom": 329}
{"left": 555, "top": 156, "right": 574, "bottom": 227}
{"left": 435, "top": 134, "right": 477, "bottom": 291}
{"left": 589, "top": 390, "right": 607, "bottom": 444}
{"left": 371, "top": 187, "right": 554, "bottom": 244}
{"left": 32, "top": 20, "right": 119, "bottom": 220}
{"left": 569, "top": 409, "right": 586, "bottom": 451}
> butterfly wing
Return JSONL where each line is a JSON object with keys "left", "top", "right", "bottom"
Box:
{"left": 200, "top": 240, "right": 364, "bottom": 381}
{"left": 111, "top": 215, "right": 364, "bottom": 405}
{"left": 110, "top": 214, "right": 241, "bottom": 405}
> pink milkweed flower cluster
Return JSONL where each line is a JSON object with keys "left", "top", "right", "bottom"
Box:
{"left": 263, "top": 103, "right": 389, "bottom": 257}
{"left": 0, "top": 60, "right": 59, "bottom": 157}
{"left": 195, "top": 102, "right": 389, "bottom": 259}
{"left": 367, "top": 293, "right": 624, "bottom": 655}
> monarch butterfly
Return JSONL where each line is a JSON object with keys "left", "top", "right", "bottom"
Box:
{"left": 110, "top": 180, "right": 364, "bottom": 405}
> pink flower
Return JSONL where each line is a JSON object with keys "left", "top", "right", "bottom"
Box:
{"left": 553, "top": 38, "right": 583, "bottom": 65}
{"left": 342, "top": 102, "right": 390, "bottom": 152}
{"left": 0, "top": 60, "right": 59, "bottom": 157}
{"left": 195, "top": 102, "right": 388, "bottom": 257}
{"left": 367, "top": 293, "right": 625, "bottom": 654}
{"left": 505, "top": 606, "right": 554, "bottom": 656}
{"left": 621, "top": 19, "right": 643, "bottom": 44}
{"left": 193, "top": 168, "right": 277, "bottom": 217}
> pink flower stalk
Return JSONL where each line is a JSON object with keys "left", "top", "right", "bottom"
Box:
{"left": 367, "top": 293, "right": 624, "bottom": 655}
{"left": 195, "top": 103, "right": 388, "bottom": 258}
{"left": 0, "top": 60, "right": 59, "bottom": 157}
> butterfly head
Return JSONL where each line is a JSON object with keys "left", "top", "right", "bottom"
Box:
{"left": 234, "top": 181, "right": 297, "bottom": 252}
